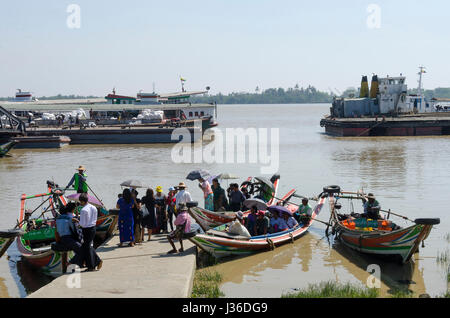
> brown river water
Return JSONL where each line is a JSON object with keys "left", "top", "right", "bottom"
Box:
{"left": 0, "top": 104, "right": 449, "bottom": 297}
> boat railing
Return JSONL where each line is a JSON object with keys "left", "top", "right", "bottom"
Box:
{"left": 0, "top": 106, "right": 26, "bottom": 134}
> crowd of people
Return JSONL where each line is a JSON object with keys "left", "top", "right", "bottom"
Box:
{"left": 116, "top": 181, "right": 195, "bottom": 253}
{"left": 227, "top": 197, "right": 313, "bottom": 238}
{"left": 55, "top": 166, "right": 319, "bottom": 269}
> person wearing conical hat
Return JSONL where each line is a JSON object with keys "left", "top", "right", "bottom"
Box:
{"left": 174, "top": 182, "right": 192, "bottom": 210}
{"left": 362, "top": 193, "right": 381, "bottom": 219}
{"left": 66, "top": 165, "right": 88, "bottom": 194}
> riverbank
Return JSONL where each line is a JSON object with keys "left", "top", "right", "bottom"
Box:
{"left": 27, "top": 234, "right": 196, "bottom": 298}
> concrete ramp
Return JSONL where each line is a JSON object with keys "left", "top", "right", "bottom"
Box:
{"left": 28, "top": 234, "right": 196, "bottom": 298}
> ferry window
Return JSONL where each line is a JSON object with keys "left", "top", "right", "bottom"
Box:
{"left": 189, "top": 112, "right": 193, "bottom": 117}
{"left": 200, "top": 111, "right": 204, "bottom": 116}
{"left": 195, "top": 112, "right": 199, "bottom": 116}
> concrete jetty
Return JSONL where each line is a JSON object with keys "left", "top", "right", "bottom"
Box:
{"left": 28, "top": 234, "right": 196, "bottom": 298}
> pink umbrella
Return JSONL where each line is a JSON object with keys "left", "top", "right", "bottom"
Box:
{"left": 66, "top": 193, "right": 104, "bottom": 208}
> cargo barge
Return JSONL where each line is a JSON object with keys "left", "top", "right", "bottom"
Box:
{"left": 2, "top": 84, "right": 219, "bottom": 131}
{"left": 24, "top": 125, "right": 202, "bottom": 144}
{"left": 320, "top": 67, "right": 450, "bottom": 137}
{"left": 320, "top": 113, "right": 450, "bottom": 137}
{"left": 12, "top": 136, "right": 71, "bottom": 148}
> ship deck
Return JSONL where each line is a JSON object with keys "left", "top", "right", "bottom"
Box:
{"left": 320, "top": 113, "right": 450, "bottom": 137}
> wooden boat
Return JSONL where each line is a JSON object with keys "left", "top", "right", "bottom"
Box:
{"left": 189, "top": 188, "right": 296, "bottom": 232}
{"left": 0, "top": 140, "right": 17, "bottom": 157}
{"left": 189, "top": 193, "right": 327, "bottom": 257}
{"left": 326, "top": 187, "right": 440, "bottom": 264}
{"left": 6, "top": 182, "right": 118, "bottom": 275}
{"left": 188, "top": 175, "right": 287, "bottom": 232}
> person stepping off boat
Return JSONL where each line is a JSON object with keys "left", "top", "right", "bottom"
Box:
{"left": 67, "top": 165, "right": 88, "bottom": 194}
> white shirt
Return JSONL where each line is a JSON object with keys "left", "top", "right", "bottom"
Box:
{"left": 79, "top": 203, "right": 98, "bottom": 228}
{"left": 228, "top": 220, "right": 251, "bottom": 237}
{"left": 175, "top": 190, "right": 192, "bottom": 208}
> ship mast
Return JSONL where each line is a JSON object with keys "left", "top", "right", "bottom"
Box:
{"left": 417, "top": 66, "right": 426, "bottom": 98}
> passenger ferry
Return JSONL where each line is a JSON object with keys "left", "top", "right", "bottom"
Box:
{"left": 1, "top": 87, "right": 218, "bottom": 129}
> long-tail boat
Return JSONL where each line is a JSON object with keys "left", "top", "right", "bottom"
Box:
{"left": 0, "top": 140, "right": 17, "bottom": 157}
{"left": 326, "top": 186, "right": 440, "bottom": 264}
{"left": 188, "top": 192, "right": 327, "bottom": 258}
{"left": 0, "top": 181, "right": 118, "bottom": 275}
{"left": 188, "top": 175, "right": 287, "bottom": 231}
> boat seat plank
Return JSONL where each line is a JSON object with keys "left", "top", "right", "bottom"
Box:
{"left": 207, "top": 229, "right": 250, "bottom": 241}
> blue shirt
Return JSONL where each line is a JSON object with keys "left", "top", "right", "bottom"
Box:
{"left": 56, "top": 214, "right": 74, "bottom": 237}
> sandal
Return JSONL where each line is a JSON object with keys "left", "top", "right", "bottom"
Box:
{"left": 128, "top": 242, "right": 135, "bottom": 247}
{"left": 178, "top": 248, "right": 184, "bottom": 253}
{"left": 167, "top": 249, "right": 177, "bottom": 254}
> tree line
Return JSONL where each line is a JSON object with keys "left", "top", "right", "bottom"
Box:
{"left": 191, "top": 85, "right": 333, "bottom": 104}
{"left": 2, "top": 87, "right": 449, "bottom": 103}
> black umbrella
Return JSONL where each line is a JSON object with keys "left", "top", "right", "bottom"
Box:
{"left": 254, "top": 176, "right": 275, "bottom": 192}
{"left": 186, "top": 169, "right": 211, "bottom": 181}
{"left": 243, "top": 198, "right": 268, "bottom": 210}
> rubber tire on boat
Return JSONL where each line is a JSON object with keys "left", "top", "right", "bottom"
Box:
{"left": 323, "top": 185, "right": 341, "bottom": 194}
{"left": 186, "top": 201, "right": 198, "bottom": 208}
{"left": 414, "top": 218, "right": 440, "bottom": 225}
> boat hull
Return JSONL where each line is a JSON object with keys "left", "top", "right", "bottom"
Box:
{"left": 16, "top": 214, "right": 117, "bottom": 275}
{"left": 189, "top": 207, "right": 237, "bottom": 232}
{"left": 336, "top": 223, "right": 432, "bottom": 264}
{"left": 190, "top": 195, "right": 326, "bottom": 258}
{"left": 26, "top": 127, "right": 202, "bottom": 144}
{"left": 188, "top": 185, "right": 294, "bottom": 233}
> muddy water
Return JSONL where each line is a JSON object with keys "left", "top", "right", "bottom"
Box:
{"left": 1, "top": 104, "right": 449, "bottom": 297}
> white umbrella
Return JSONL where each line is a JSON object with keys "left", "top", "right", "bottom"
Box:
{"left": 120, "top": 180, "right": 149, "bottom": 188}
{"left": 218, "top": 173, "right": 239, "bottom": 187}
{"left": 218, "top": 173, "right": 239, "bottom": 180}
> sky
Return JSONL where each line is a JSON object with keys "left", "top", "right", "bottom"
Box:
{"left": 0, "top": 0, "right": 449, "bottom": 97}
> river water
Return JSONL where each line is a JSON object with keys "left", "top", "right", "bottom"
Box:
{"left": 0, "top": 104, "right": 449, "bottom": 297}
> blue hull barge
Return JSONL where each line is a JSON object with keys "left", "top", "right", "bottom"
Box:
{"left": 25, "top": 125, "right": 201, "bottom": 144}
{"left": 12, "top": 136, "right": 71, "bottom": 148}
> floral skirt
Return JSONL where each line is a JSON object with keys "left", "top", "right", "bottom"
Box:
{"left": 205, "top": 193, "right": 214, "bottom": 211}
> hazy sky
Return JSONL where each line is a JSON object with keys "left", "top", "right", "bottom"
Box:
{"left": 1, "top": 0, "right": 449, "bottom": 97}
